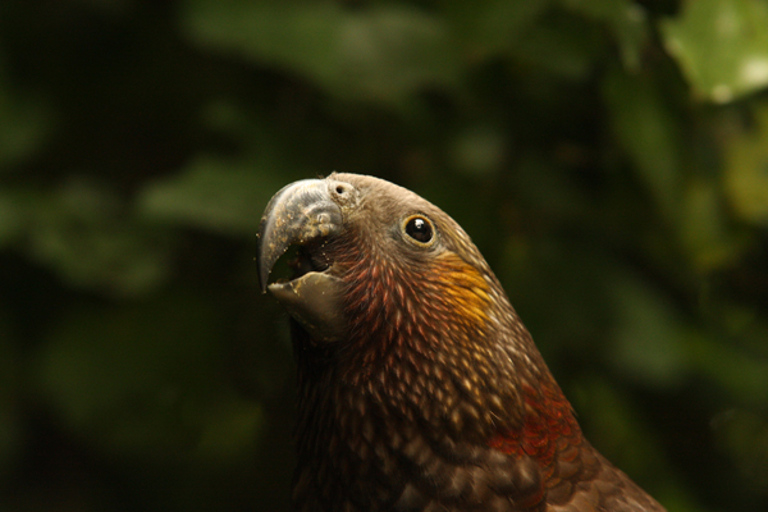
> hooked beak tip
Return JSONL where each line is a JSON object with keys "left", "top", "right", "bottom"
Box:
{"left": 256, "top": 178, "right": 343, "bottom": 294}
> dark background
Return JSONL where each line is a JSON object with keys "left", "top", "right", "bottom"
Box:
{"left": 1, "top": 1, "right": 768, "bottom": 511}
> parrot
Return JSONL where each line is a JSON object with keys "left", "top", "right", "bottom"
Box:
{"left": 256, "top": 173, "right": 666, "bottom": 512}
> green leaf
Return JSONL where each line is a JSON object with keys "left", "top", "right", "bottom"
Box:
{"left": 661, "top": 0, "right": 768, "bottom": 103}
{"left": 612, "top": 272, "right": 768, "bottom": 404}
{"left": 560, "top": 0, "right": 650, "bottom": 70}
{"left": 712, "top": 409, "right": 768, "bottom": 488}
{"left": 508, "top": 15, "right": 601, "bottom": 80}
{"left": 570, "top": 377, "right": 668, "bottom": 477}
{"left": 181, "top": 0, "right": 458, "bottom": 102}
{"left": 34, "top": 294, "right": 262, "bottom": 462}
{"left": 449, "top": 124, "right": 506, "bottom": 176}
{"left": 0, "top": 311, "right": 19, "bottom": 473}
{"left": 602, "top": 66, "right": 683, "bottom": 215}
{"left": 137, "top": 156, "right": 290, "bottom": 236}
{"left": 0, "top": 57, "right": 53, "bottom": 167}
{"left": 608, "top": 272, "right": 690, "bottom": 387}
{"left": 685, "top": 333, "right": 768, "bottom": 408}
{"left": 192, "top": 398, "right": 263, "bottom": 463}
{"left": 26, "top": 180, "right": 168, "bottom": 296}
{"left": 723, "top": 103, "right": 768, "bottom": 226}
{"left": 442, "top": 0, "right": 551, "bottom": 57}
{"left": 0, "top": 188, "right": 25, "bottom": 247}
{"left": 678, "top": 177, "right": 745, "bottom": 273}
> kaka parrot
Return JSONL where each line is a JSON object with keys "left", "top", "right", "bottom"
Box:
{"left": 257, "top": 173, "right": 666, "bottom": 512}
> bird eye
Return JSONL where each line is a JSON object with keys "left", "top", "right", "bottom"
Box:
{"left": 403, "top": 215, "right": 434, "bottom": 245}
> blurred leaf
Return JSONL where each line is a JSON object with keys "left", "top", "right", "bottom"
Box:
{"left": 712, "top": 409, "right": 768, "bottom": 489}
{"left": 603, "top": 66, "right": 683, "bottom": 215}
{"left": 561, "top": 0, "right": 649, "bottom": 70}
{"left": 723, "top": 103, "right": 768, "bottom": 226}
{"left": 610, "top": 272, "right": 768, "bottom": 403}
{"left": 200, "top": 99, "right": 262, "bottom": 144}
{"left": 137, "top": 156, "right": 288, "bottom": 236}
{"left": 508, "top": 15, "right": 601, "bottom": 79}
{"left": 450, "top": 124, "right": 506, "bottom": 176}
{"left": 571, "top": 377, "right": 671, "bottom": 478}
{"left": 26, "top": 180, "right": 168, "bottom": 296}
{"left": 608, "top": 271, "right": 690, "bottom": 387}
{"left": 77, "top": 0, "right": 131, "bottom": 14}
{"left": 35, "top": 294, "right": 261, "bottom": 462}
{"left": 442, "top": 0, "right": 550, "bottom": 57}
{"left": 37, "top": 297, "right": 215, "bottom": 432}
{"left": 0, "top": 188, "right": 24, "bottom": 247}
{"left": 511, "top": 155, "right": 594, "bottom": 220}
{"left": 0, "top": 310, "right": 19, "bottom": 474}
{"left": 661, "top": 0, "right": 768, "bottom": 103}
{"left": 181, "top": 0, "right": 458, "bottom": 103}
{"left": 0, "top": 58, "right": 53, "bottom": 167}
{"left": 444, "top": 0, "right": 608, "bottom": 79}
{"left": 719, "top": 303, "right": 768, "bottom": 361}
{"left": 679, "top": 177, "right": 744, "bottom": 273}
{"left": 193, "top": 397, "right": 263, "bottom": 463}
{"left": 685, "top": 332, "right": 768, "bottom": 408}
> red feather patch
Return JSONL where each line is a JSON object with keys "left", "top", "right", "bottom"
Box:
{"left": 488, "top": 382, "right": 581, "bottom": 473}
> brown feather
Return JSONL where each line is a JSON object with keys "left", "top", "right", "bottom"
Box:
{"left": 259, "top": 173, "right": 666, "bottom": 512}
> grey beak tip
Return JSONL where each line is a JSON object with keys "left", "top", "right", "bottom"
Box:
{"left": 258, "top": 266, "right": 270, "bottom": 293}
{"left": 255, "top": 178, "right": 343, "bottom": 297}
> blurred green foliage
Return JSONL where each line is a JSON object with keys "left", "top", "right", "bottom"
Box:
{"left": 1, "top": 0, "right": 767, "bottom": 510}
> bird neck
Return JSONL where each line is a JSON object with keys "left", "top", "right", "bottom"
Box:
{"left": 294, "top": 245, "right": 581, "bottom": 464}
{"left": 488, "top": 380, "right": 581, "bottom": 463}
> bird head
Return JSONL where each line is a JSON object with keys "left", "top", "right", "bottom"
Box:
{"left": 256, "top": 173, "right": 664, "bottom": 512}
{"left": 256, "top": 173, "right": 560, "bottom": 438}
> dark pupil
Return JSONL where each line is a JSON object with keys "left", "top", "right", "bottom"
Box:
{"left": 406, "top": 217, "right": 432, "bottom": 243}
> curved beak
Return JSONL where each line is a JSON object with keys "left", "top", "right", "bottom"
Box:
{"left": 256, "top": 178, "right": 346, "bottom": 342}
